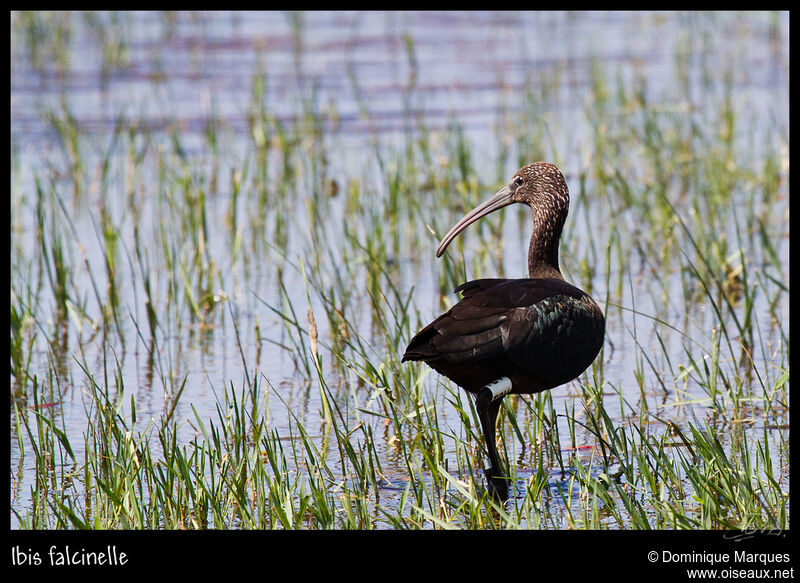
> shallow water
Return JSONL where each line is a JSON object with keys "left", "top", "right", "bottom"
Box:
{"left": 10, "top": 11, "right": 789, "bottom": 528}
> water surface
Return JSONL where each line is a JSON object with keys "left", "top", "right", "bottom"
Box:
{"left": 10, "top": 11, "right": 789, "bottom": 528}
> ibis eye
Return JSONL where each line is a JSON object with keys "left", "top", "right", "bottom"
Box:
{"left": 512, "top": 176, "right": 524, "bottom": 189}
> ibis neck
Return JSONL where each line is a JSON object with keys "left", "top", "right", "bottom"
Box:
{"left": 527, "top": 208, "right": 565, "bottom": 280}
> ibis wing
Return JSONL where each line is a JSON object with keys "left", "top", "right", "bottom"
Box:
{"left": 404, "top": 278, "right": 587, "bottom": 365}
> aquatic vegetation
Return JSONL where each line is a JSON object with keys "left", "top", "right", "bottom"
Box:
{"left": 10, "top": 11, "right": 788, "bottom": 530}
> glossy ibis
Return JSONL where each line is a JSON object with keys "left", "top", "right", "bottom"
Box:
{"left": 402, "top": 162, "right": 605, "bottom": 500}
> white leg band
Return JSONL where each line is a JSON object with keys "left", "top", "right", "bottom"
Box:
{"left": 483, "top": 377, "right": 512, "bottom": 401}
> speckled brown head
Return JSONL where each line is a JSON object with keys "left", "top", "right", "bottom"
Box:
{"left": 436, "top": 162, "right": 570, "bottom": 279}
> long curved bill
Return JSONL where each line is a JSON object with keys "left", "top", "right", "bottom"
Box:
{"left": 436, "top": 184, "right": 515, "bottom": 257}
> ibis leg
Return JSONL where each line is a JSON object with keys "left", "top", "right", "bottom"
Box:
{"left": 476, "top": 388, "right": 508, "bottom": 500}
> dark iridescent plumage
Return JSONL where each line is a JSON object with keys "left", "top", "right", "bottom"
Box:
{"left": 402, "top": 162, "right": 605, "bottom": 499}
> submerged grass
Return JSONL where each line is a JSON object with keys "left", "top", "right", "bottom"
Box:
{"left": 10, "top": 12, "right": 788, "bottom": 530}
